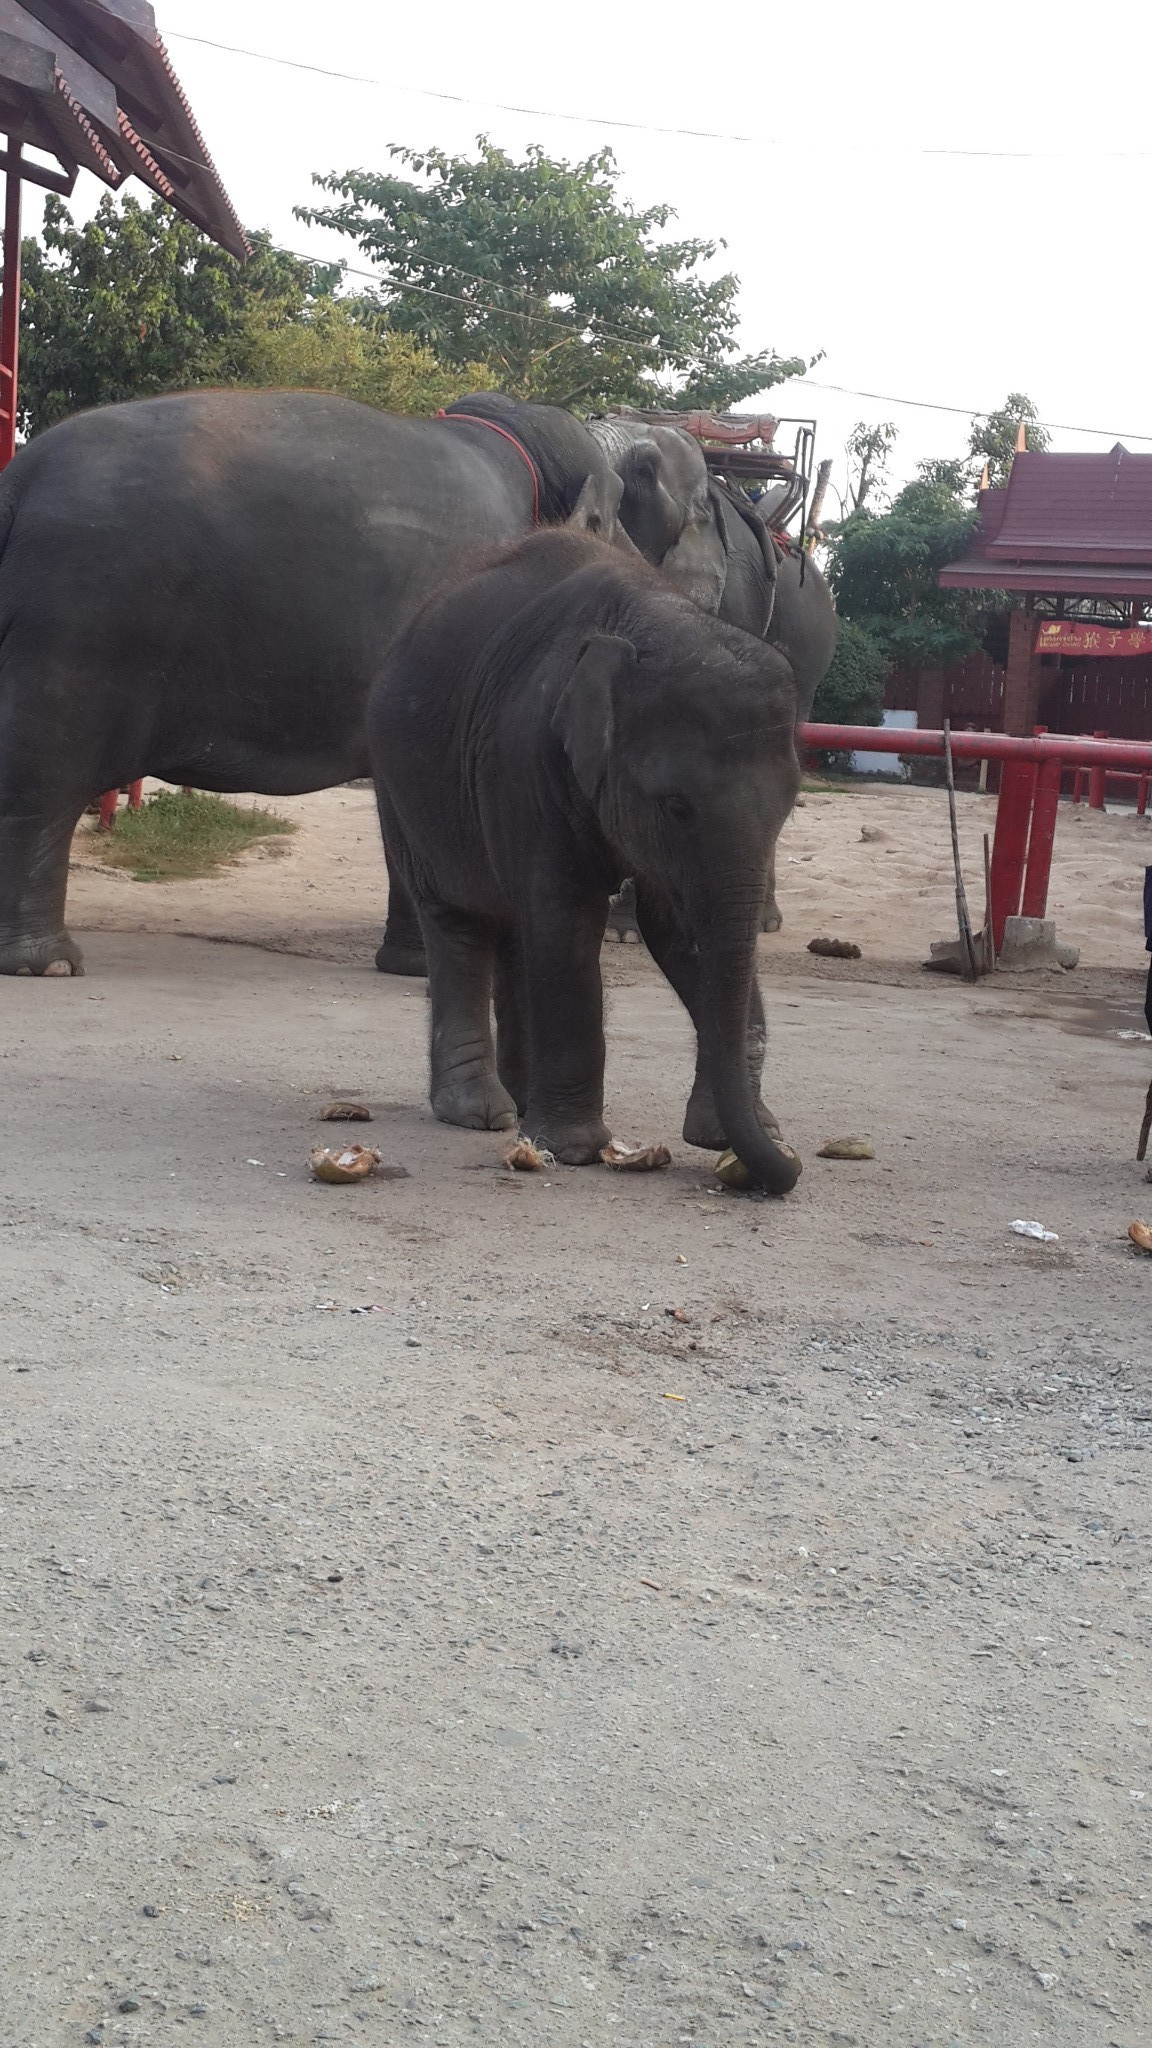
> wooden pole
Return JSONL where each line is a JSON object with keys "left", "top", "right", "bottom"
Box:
{"left": 943, "top": 720, "right": 979, "bottom": 980}
{"left": 0, "top": 141, "right": 22, "bottom": 470}
{"left": 982, "top": 832, "right": 995, "bottom": 974}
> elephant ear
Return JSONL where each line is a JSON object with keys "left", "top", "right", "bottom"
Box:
{"left": 551, "top": 633, "right": 637, "bottom": 802}
{"left": 567, "top": 468, "right": 625, "bottom": 542}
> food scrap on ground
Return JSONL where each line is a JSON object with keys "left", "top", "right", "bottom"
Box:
{"left": 504, "top": 1137, "right": 554, "bottom": 1171}
{"left": 1128, "top": 1219, "right": 1152, "bottom": 1254}
{"left": 600, "top": 1140, "right": 672, "bottom": 1170}
{"left": 817, "top": 1136, "right": 876, "bottom": 1160}
{"left": 318, "top": 1100, "right": 373, "bottom": 1121}
{"left": 309, "top": 1143, "right": 382, "bottom": 1183}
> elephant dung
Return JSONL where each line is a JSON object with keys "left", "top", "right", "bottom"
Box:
{"left": 808, "top": 937, "right": 863, "bottom": 960}
{"left": 816, "top": 1136, "right": 876, "bottom": 1161}
{"left": 309, "top": 1144, "right": 382, "bottom": 1184}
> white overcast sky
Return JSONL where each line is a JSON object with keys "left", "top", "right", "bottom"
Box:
{"left": 82, "top": 1, "right": 1152, "bottom": 499}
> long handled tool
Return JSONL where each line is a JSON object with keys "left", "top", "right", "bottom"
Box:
{"left": 943, "top": 721, "right": 980, "bottom": 981}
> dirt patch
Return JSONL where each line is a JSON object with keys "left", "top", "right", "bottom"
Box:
{"left": 2, "top": 786, "right": 1149, "bottom": 2048}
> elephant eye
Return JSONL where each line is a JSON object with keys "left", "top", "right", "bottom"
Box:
{"left": 659, "top": 793, "right": 693, "bottom": 826}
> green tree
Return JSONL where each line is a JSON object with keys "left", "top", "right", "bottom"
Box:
{"left": 234, "top": 297, "right": 495, "bottom": 415}
{"left": 810, "top": 618, "right": 889, "bottom": 726}
{"left": 827, "top": 465, "right": 989, "bottom": 667}
{"left": 967, "top": 390, "right": 1050, "bottom": 486}
{"left": 18, "top": 194, "right": 339, "bottom": 435}
{"left": 299, "top": 138, "right": 810, "bottom": 410}
{"left": 845, "top": 420, "right": 897, "bottom": 514}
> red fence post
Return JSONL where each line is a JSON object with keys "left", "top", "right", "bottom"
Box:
{"left": 1022, "top": 755, "right": 1062, "bottom": 920}
{"left": 1088, "top": 730, "right": 1109, "bottom": 809}
{"left": 127, "top": 780, "right": 143, "bottom": 810}
{"left": 97, "top": 788, "right": 118, "bottom": 831}
{"left": 988, "top": 758, "right": 1037, "bottom": 951}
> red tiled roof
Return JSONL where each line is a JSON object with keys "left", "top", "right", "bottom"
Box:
{"left": 940, "top": 445, "right": 1152, "bottom": 596}
{"left": 0, "top": 1, "right": 247, "bottom": 258}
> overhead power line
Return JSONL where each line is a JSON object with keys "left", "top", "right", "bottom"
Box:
{"left": 166, "top": 32, "right": 752, "bottom": 141}
{"left": 786, "top": 378, "right": 1152, "bottom": 447}
{"left": 167, "top": 31, "right": 1152, "bottom": 159}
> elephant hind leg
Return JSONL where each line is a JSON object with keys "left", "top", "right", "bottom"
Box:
{"left": 0, "top": 800, "right": 88, "bottom": 976}
{"left": 376, "top": 857, "right": 428, "bottom": 976}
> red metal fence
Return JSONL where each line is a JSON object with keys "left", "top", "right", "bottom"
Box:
{"left": 798, "top": 722, "right": 1152, "bottom": 955}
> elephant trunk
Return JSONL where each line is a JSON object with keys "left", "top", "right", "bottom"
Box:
{"left": 693, "top": 883, "right": 800, "bottom": 1196}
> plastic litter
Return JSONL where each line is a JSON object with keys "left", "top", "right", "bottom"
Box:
{"left": 1010, "top": 1219, "right": 1059, "bottom": 1242}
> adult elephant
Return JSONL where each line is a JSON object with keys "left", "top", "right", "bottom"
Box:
{"left": 369, "top": 527, "right": 802, "bottom": 1194}
{"left": 591, "top": 416, "right": 837, "bottom": 935}
{"left": 0, "top": 387, "right": 621, "bottom": 977}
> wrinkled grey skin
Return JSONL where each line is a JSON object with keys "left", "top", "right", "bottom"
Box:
{"left": 0, "top": 388, "right": 624, "bottom": 977}
{"left": 369, "top": 529, "right": 801, "bottom": 1194}
{"left": 592, "top": 421, "right": 838, "bottom": 936}
{"left": 587, "top": 417, "right": 727, "bottom": 614}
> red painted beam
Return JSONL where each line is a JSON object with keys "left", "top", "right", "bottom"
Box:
{"left": 798, "top": 724, "right": 1152, "bottom": 771}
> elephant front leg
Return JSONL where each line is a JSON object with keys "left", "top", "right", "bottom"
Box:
{"left": 493, "top": 938, "right": 528, "bottom": 1119}
{"left": 376, "top": 857, "right": 429, "bottom": 977}
{"left": 760, "top": 847, "right": 783, "bottom": 934}
{"left": 633, "top": 882, "right": 780, "bottom": 1149}
{"left": 420, "top": 902, "right": 517, "bottom": 1132}
{"left": 0, "top": 798, "right": 88, "bottom": 976}
{"left": 519, "top": 901, "right": 611, "bottom": 1165}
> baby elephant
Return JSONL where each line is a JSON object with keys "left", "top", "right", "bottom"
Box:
{"left": 369, "top": 530, "right": 801, "bottom": 1193}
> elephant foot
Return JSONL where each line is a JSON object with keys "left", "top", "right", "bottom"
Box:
{"left": 531, "top": 1115, "right": 612, "bottom": 1166}
{"left": 0, "top": 930, "right": 85, "bottom": 977}
{"left": 760, "top": 901, "right": 783, "bottom": 935}
{"left": 432, "top": 1072, "right": 517, "bottom": 1132}
{"left": 683, "top": 1087, "right": 782, "bottom": 1152}
{"left": 604, "top": 879, "right": 644, "bottom": 947}
{"left": 375, "top": 939, "right": 428, "bottom": 977}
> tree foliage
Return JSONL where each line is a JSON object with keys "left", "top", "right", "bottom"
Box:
{"left": 300, "top": 138, "right": 809, "bottom": 410}
{"left": 810, "top": 618, "right": 889, "bottom": 726}
{"left": 827, "top": 466, "right": 988, "bottom": 667}
{"left": 17, "top": 194, "right": 492, "bottom": 436}
{"left": 18, "top": 195, "right": 337, "bottom": 434}
{"left": 845, "top": 419, "right": 897, "bottom": 514}
{"left": 968, "top": 390, "right": 1050, "bottom": 486}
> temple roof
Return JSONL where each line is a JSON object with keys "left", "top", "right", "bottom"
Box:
{"left": 0, "top": 0, "right": 247, "bottom": 258}
{"left": 939, "top": 445, "right": 1152, "bottom": 597}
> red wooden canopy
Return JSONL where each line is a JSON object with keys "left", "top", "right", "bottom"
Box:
{"left": 0, "top": 0, "right": 246, "bottom": 462}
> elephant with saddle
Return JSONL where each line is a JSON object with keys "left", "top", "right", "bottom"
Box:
{"left": 588, "top": 414, "right": 838, "bottom": 934}
{"left": 369, "top": 528, "right": 802, "bottom": 1195}
{"left": 0, "top": 387, "right": 624, "bottom": 977}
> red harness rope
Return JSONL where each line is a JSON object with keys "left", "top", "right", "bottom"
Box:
{"left": 436, "top": 410, "right": 541, "bottom": 525}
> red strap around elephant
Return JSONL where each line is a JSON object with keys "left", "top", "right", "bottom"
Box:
{"left": 436, "top": 410, "right": 540, "bottom": 524}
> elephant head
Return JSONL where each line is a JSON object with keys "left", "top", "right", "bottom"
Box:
{"left": 587, "top": 418, "right": 728, "bottom": 613}
{"left": 551, "top": 615, "right": 801, "bottom": 1194}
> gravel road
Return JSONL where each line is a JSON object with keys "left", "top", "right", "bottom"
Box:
{"left": 2, "top": 921, "right": 1150, "bottom": 2048}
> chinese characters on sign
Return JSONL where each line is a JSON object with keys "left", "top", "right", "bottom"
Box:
{"left": 1035, "top": 622, "right": 1152, "bottom": 657}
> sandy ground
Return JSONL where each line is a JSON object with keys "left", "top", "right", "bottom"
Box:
{"left": 3, "top": 786, "right": 1151, "bottom": 2048}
